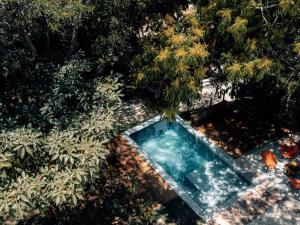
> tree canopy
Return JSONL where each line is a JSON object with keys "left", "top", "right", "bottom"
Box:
{"left": 134, "top": 1, "right": 300, "bottom": 125}
{"left": 0, "top": 0, "right": 187, "bottom": 129}
{"left": 1, "top": 0, "right": 300, "bottom": 224}
{"left": 0, "top": 0, "right": 188, "bottom": 224}
{"left": 132, "top": 8, "right": 209, "bottom": 112}
{"left": 192, "top": 0, "right": 300, "bottom": 125}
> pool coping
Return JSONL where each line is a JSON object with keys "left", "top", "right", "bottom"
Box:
{"left": 122, "top": 115, "right": 262, "bottom": 220}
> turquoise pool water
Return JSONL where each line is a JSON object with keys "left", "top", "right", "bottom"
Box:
{"left": 130, "top": 120, "right": 250, "bottom": 216}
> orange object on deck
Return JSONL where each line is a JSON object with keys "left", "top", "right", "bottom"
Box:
{"left": 289, "top": 178, "right": 300, "bottom": 190}
{"left": 280, "top": 138, "right": 298, "bottom": 159}
{"left": 262, "top": 149, "right": 277, "bottom": 170}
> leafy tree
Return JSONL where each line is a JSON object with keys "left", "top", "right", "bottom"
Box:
{"left": 0, "top": 78, "right": 122, "bottom": 224}
{"left": 189, "top": 0, "right": 300, "bottom": 126}
{"left": 132, "top": 8, "right": 209, "bottom": 112}
{"left": 83, "top": 0, "right": 189, "bottom": 74}
{"left": 0, "top": 0, "right": 93, "bottom": 129}
{"left": 0, "top": 0, "right": 187, "bottom": 79}
{"left": 0, "top": 0, "right": 92, "bottom": 74}
{"left": 0, "top": 1, "right": 193, "bottom": 224}
{"left": 0, "top": 0, "right": 188, "bottom": 129}
{"left": 40, "top": 55, "right": 93, "bottom": 129}
{"left": 131, "top": 0, "right": 300, "bottom": 127}
{"left": 0, "top": 1, "right": 190, "bottom": 223}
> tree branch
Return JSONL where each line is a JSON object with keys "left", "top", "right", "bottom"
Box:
{"left": 24, "top": 31, "right": 37, "bottom": 61}
{"left": 68, "top": 27, "right": 78, "bottom": 57}
{"left": 255, "top": 4, "right": 278, "bottom": 10}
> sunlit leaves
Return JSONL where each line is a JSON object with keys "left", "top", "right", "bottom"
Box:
{"left": 0, "top": 76, "right": 122, "bottom": 223}
{"left": 192, "top": 27, "right": 205, "bottom": 38}
{"left": 226, "top": 62, "right": 242, "bottom": 79}
{"left": 188, "top": 0, "right": 300, "bottom": 127}
{"left": 132, "top": 10, "right": 208, "bottom": 111}
{"left": 279, "top": 0, "right": 294, "bottom": 11}
{"left": 45, "top": 167, "right": 87, "bottom": 207}
{"left": 175, "top": 62, "right": 189, "bottom": 74}
{"left": 188, "top": 43, "right": 209, "bottom": 59}
{"left": 48, "top": 132, "right": 103, "bottom": 168}
{"left": 135, "top": 72, "right": 145, "bottom": 81}
{"left": 155, "top": 48, "right": 170, "bottom": 62}
{"left": 217, "top": 8, "right": 232, "bottom": 31}
{"left": 293, "top": 42, "right": 300, "bottom": 56}
{"left": 226, "top": 58, "right": 273, "bottom": 80}
{"left": 183, "top": 6, "right": 196, "bottom": 18}
{"left": 257, "top": 58, "right": 272, "bottom": 70}
{"left": 190, "top": 17, "right": 200, "bottom": 27}
{"left": 171, "top": 34, "right": 185, "bottom": 45}
{"left": 0, "top": 128, "right": 45, "bottom": 174}
{"left": 0, "top": 128, "right": 43, "bottom": 160}
{"left": 165, "top": 14, "right": 175, "bottom": 25}
{"left": 32, "top": 0, "right": 93, "bottom": 31}
{"left": 93, "top": 77, "right": 123, "bottom": 107}
{"left": 243, "top": 61, "right": 255, "bottom": 77}
{"left": 228, "top": 17, "right": 248, "bottom": 42}
{"left": 175, "top": 48, "right": 187, "bottom": 58}
{"left": 246, "top": 38, "right": 257, "bottom": 53}
{"left": 0, "top": 172, "right": 45, "bottom": 221}
{"left": 195, "top": 67, "right": 208, "bottom": 79}
{"left": 164, "top": 27, "right": 175, "bottom": 37}
{"left": 1, "top": 0, "right": 93, "bottom": 40}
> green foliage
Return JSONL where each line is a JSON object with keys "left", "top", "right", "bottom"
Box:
{"left": 90, "top": 0, "right": 188, "bottom": 73}
{"left": 0, "top": 0, "right": 191, "bottom": 224}
{"left": 0, "top": 128, "right": 43, "bottom": 161}
{"left": 227, "top": 17, "right": 248, "bottom": 42}
{"left": 40, "top": 56, "right": 93, "bottom": 128}
{"left": 0, "top": 78, "right": 122, "bottom": 223}
{"left": 0, "top": 0, "right": 188, "bottom": 128}
{"left": 0, "top": 0, "right": 91, "bottom": 77}
{"left": 0, "top": 172, "right": 45, "bottom": 221}
{"left": 189, "top": 0, "right": 300, "bottom": 126}
{"left": 0, "top": 1, "right": 191, "bottom": 223}
{"left": 31, "top": 0, "right": 94, "bottom": 31}
{"left": 0, "top": 127, "right": 45, "bottom": 184}
{"left": 132, "top": 8, "right": 208, "bottom": 110}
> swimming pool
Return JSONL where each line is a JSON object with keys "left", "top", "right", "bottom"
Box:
{"left": 123, "top": 115, "right": 251, "bottom": 219}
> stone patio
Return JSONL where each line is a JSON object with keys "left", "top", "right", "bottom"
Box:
{"left": 116, "top": 98, "right": 157, "bottom": 126}
{"left": 208, "top": 138, "right": 300, "bottom": 225}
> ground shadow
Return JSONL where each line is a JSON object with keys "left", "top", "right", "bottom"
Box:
{"left": 196, "top": 104, "right": 290, "bottom": 158}
{"left": 160, "top": 197, "right": 202, "bottom": 225}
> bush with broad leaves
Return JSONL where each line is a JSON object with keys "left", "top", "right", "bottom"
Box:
{"left": 0, "top": 74, "right": 122, "bottom": 224}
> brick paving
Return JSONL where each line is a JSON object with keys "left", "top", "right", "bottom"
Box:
{"left": 108, "top": 135, "right": 177, "bottom": 204}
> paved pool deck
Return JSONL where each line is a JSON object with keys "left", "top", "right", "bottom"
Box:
{"left": 120, "top": 111, "right": 300, "bottom": 224}
{"left": 115, "top": 100, "right": 300, "bottom": 224}
{"left": 208, "top": 139, "right": 300, "bottom": 225}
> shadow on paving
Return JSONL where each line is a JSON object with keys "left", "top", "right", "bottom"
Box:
{"left": 158, "top": 197, "right": 203, "bottom": 225}
{"left": 196, "top": 105, "right": 290, "bottom": 158}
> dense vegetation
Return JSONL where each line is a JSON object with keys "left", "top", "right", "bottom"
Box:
{"left": 1, "top": 0, "right": 300, "bottom": 224}
{"left": 132, "top": 9, "right": 209, "bottom": 111}
{"left": 0, "top": 0, "right": 187, "bottom": 224}
{"left": 134, "top": 0, "right": 300, "bottom": 126}
{"left": 191, "top": 0, "right": 300, "bottom": 128}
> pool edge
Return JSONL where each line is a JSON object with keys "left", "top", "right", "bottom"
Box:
{"left": 121, "top": 114, "right": 258, "bottom": 221}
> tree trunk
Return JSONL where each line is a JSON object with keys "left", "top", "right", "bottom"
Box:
{"left": 44, "top": 30, "right": 51, "bottom": 54}
{"left": 68, "top": 27, "right": 78, "bottom": 57}
{"left": 24, "top": 31, "right": 37, "bottom": 61}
